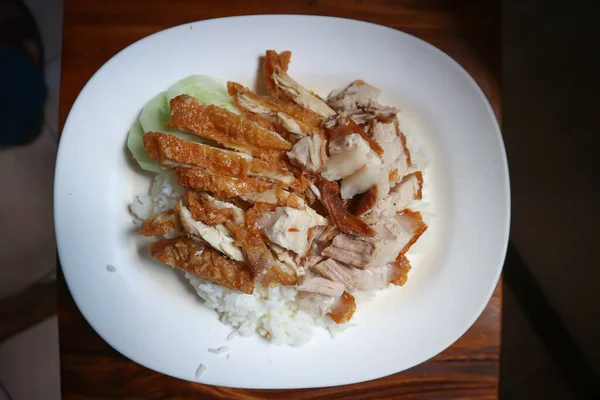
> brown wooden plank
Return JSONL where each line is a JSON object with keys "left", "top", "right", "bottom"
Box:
{"left": 58, "top": 0, "right": 501, "bottom": 398}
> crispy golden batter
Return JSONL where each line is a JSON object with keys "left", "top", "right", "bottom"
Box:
{"left": 227, "top": 81, "right": 286, "bottom": 134}
{"left": 272, "top": 187, "right": 306, "bottom": 209}
{"left": 318, "top": 178, "right": 374, "bottom": 236}
{"left": 325, "top": 116, "right": 384, "bottom": 156}
{"left": 181, "top": 192, "right": 245, "bottom": 231}
{"left": 176, "top": 168, "right": 277, "bottom": 198}
{"left": 249, "top": 153, "right": 297, "bottom": 186}
{"left": 269, "top": 97, "right": 325, "bottom": 133}
{"left": 264, "top": 50, "right": 291, "bottom": 97}
{"left": 143, "top": 132, "right": 251, "bottom": 178}
{"left": 165, "top": 97, "right": 296, "bottom": 185}
{"left": 354, "top": 171, "right": 423, "bottom": 219}
{"left": 264, "top": 50, "right": 336, "bottom": 118}
{"left": 398, "top": 209, "right": 428, "bottom": 255}
{"left": 140, "top": 210, "right": 181, "bottom": 237}
{"left": 228, "top": 81, "right": 324, "bottom": 136}
{"left": 395, "top": 119, "right": 412, "bottom": 168}
{"left": 167, "top": 95, "right": 291, "bottom": 154}
{"left": 412, "top": 171, "right": 424, "bottom": 200}
{"left": 328, "top": 291, "right": 356, "bottom": 324}
{"left": 352, "top": 187, "right": 378, "bottom": 218}
{"left": 389, "top": 253, "right": 412, "bottom": 286}
{"left": 148, "top": 236, "right": 255, "bottom": 294}
{"left": 233, "top": 202, "right": 298, "bottom": 287}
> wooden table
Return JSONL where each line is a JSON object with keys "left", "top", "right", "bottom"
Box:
{"left": 58, "top": 1, "right": 501, "bottom": 398}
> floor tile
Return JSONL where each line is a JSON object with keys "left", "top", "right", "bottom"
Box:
{"left": 22, "top": 0, "right": 64, "bottom": 63}
{"left": 0, "top": 316, "right": 60, "bottom": 400}
{"left": 0, "top": 129, "right": 57, "bottom": 300}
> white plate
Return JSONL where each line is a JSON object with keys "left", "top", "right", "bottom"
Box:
{"left": 54, "top": 15, "right": 509, "bottom": 389}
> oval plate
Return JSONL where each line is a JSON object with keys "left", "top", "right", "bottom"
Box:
{"left": 54, "top": 15, "right": 509, "bottom": 389}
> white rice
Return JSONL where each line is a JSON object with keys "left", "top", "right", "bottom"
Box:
{"left": 129, "top": 171, "right": 186, "bottom": 221}
{"left": 187, "top": 273, "right": 352, "bottom": 347}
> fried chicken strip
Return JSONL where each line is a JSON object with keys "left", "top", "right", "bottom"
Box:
{"left": 140, "top": 210, "right": 181, "bottom": 237}
{"left": 167, "top": 94, "right": 291, "bottom": 155}
{"left": 228, "top": 81, "right": 324, "bottom": 137}
{"left": 234, "top": 202, "right": 298, "bottom": 287}
{"left": 148, "top": 236, "right": 255, "bottom": 294}
{"left": 176, "top": 168, "right": 277, "bottom": 198}
{"left": 264, "top": 49, "right": 292, "bottom": 96}
{"left": 183, "top": 192, "right": 245, "bottom": 228}
{"left": 176, "top": 200, "right": 245, "bottom": 262}
{"left": 143, "top": 132, "right": 252, "bottom": 178}
{"left": 264, "top": 50, "right": 336, "bottom": 118}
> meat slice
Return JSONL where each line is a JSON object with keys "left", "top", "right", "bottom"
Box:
{"left": 143, "top": 132, "right": 252, "bottom": 178}
{"left": 322, "top": 132, "right": 373, "bottom": 181}
{"left": 148, "top": 236, "right": 255, "bottom": 294}
{"left": 228, "top": 81, "right": 323, "bottom": 137}
{"left": 140, "top": 209, "right": 181, "bottom": 237}
{"left": 328, "top": 291, "right": 356, "bottom": 324}
{"left": 176, "top": 167, "right": 276, "bottom": 198}
{"left": 321, "top": 117, "right": 384, "bottom": 199}
{"left": 247, "top": 155, "right": 297, "bottom": 186}
{"left": 366, "top": 210, "right": 428, "bottom": 267}
{"left": 312, "top": 258, "right": 359, "bottom": 291}
{"left": 295, "top": 273, "right": 345, "bottom": 297}
{"left": 389, "top": 253, "right": 412, "bottom": 287}
{"left": 239, "top": 189, "right": 279, "bottom": 205}
{"left": 353, "top": 121, "right": 415, "bottom": 217}
{"left": 339, "top": 151, "right": 384, "bottom": 200}
{"left": 235, "top": 225, "right": 297, "bottom": 287}
{"left": 369, "top": 119, "right": 411, "bottom": 184}
{"left": 268, "top": 242, "right": 304, "bottom": 277}
{"left": 299, "top": 226, "right": 337, "bottom": 270}
{"left": 322, "top": 233, "right": 374, "bottom": 269}
{"left": 267, "top": 96, "right": 325, "bottom": 132}
{"left": 264, "top": 50, "right": 336, "bottom": 118}
{"left": 359, "top": 172, "right": 423, "bottom": 222}
{"left": 167, "top": 94, "right": 291, "bottom": 155}
{"left": 256, "top": 206, "right": 328, "bottom": 255}
{"left": 183, "top": 192, "right": 245, "bottom": 228}
{"left": 306, "top": 225, "right": 337, "bottom": 251}
{"left": 296, "top": 292, "right": 337, "bottom": 315}
{"left": 354, "top": 255, "right": 412, "bottom": 290}
{"left": 313, "top": 254, "right": 412, "bottom": 292}
{"left": 318, "top": 178, "right": 374, "bottom": 236}
{"left": 327, "top": 80, "right": 398, "bottom": 126}
{"left": 296, "top": 289, "right": 356, "bottom": 324}
{"left": 325, "top": 115, "right": 384, "bottom": 156}
{"left": 234, "top": 203, "right": 298, "bottom": 287}
{"left": 287, "top": 134, "right": 328, "bottom": 173}
{"left": 264, "top": 50, "right": 292, "bottom": 96}
{"left": 176, "top": 201, "right": 245, "bottom": 262}
{"left": 323, "top": 210, "right": 426, "bottom": 269}
{"left": 242, "top": 185, "right": 326, "bottom": 221}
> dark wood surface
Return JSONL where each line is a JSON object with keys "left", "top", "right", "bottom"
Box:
{"left": 58, "top": 0, "right": 501, "bottom": 398}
